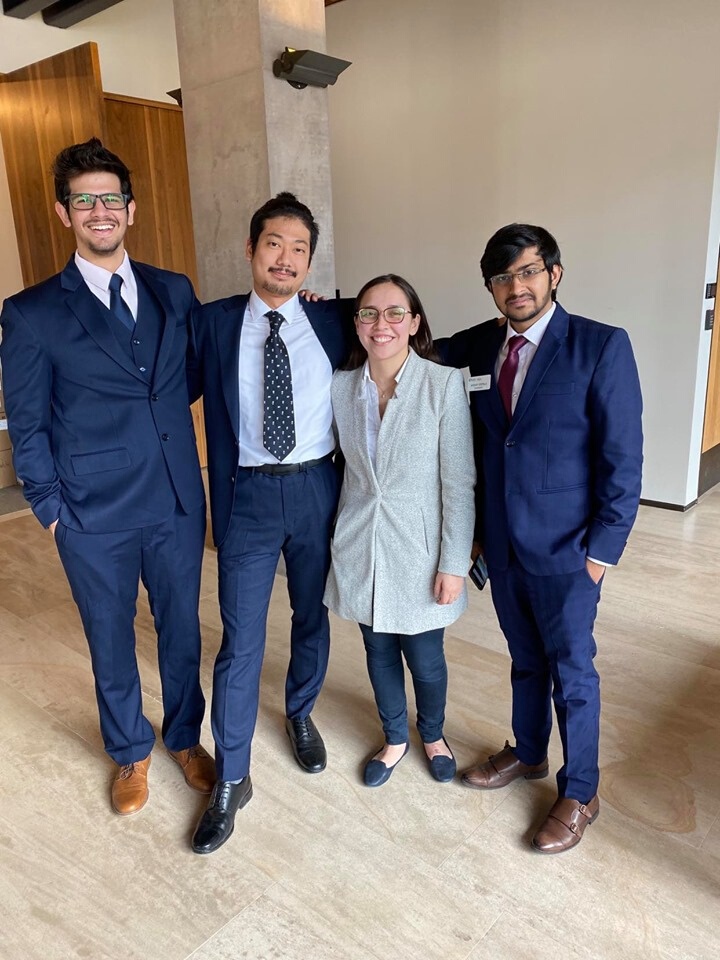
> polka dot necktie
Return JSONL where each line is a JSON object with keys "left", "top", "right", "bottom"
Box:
{"left": 263, "top": 310, "right": 296, "bottom": 461}
{"left": 108, "top": 273, "right": 135, "bottom": 331}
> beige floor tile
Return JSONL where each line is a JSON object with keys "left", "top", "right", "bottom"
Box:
{"left": 467, "top": 912, "right": 588, "bottom": 960}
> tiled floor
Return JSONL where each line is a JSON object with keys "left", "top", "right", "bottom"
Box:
{"left": 1, "top": 490, "right": 719, "bottom": 960}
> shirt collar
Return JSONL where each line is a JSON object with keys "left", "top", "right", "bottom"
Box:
{"left": 75, "top": 250, "right": 132, "bottom": 291}
{"left": 503, "top": 301, "right": 556, "bottom": 348}
{"left": 361, "top": 350, "right": 412, "bottom": 385}
{"left": 248, "top": 290, "right": 303, "bottom": 325}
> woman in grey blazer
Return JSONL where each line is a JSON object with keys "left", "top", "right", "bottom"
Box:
{"left": 324, "top": 275, "right": 475, "bottom": 786}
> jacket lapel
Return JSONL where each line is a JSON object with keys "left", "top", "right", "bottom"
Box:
{"left": 374, "top": 350, "right": 421, "bottom": 484}
{"left": 510, "top": 303, "right": 569, "bottom": 429}
{"left": 132, "top": 261, "right": 177, "bottom": 382}
{"left": 219, "top": 295, "right": 248, "bottom": 438}
{"left": 60, "top": 258, "right": 147, "bottom": 383}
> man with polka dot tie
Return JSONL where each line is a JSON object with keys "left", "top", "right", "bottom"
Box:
{"left": 190, "top": 193, "right": 354, "bottom": 854}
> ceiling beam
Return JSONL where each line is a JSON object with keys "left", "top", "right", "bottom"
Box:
{"left": 2, "top": 0, "right": 50, "bottom": 17}
{"left": 41, "top": 0, "right": 123, "bottom": 28}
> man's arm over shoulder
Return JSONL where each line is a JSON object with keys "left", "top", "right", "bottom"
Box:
{"left": 435, "top": 318, "right": 503, "bottom": 369}
{"left": 0, "top": 299, "right": 62, "bottom": 527}
{"left": 586, "top": 326, "right": 643, "bottom": 564}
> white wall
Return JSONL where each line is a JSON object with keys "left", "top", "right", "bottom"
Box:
{"left": 326, "top": 0, "right": 720, "bottom": 507}
{"left": 0, "top": 0, "right": 180, "bottom": 100}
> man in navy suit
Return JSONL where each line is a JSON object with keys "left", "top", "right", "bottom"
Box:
{"left": 0, "top": 139, "right": 215, "bottom": 815}
{"left": 438, "top": 224, "right": 643, "bottom": 854}
{"left": 190, "top": 193, "right": 353, "bottom": 854}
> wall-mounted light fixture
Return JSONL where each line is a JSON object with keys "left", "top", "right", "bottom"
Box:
{"left": 272, "top": 47, "right": 351, "bottom": 90}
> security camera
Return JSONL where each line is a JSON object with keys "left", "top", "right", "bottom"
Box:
{"left": 272, "top": 48, "right": 352, "bottom": 90}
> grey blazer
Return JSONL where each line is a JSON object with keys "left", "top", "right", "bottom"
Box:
{"left": 324, "top": 350, "right": 475, "bottom": 634}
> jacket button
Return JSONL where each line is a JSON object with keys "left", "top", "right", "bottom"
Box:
{"left": 151, "top": 394, "right": 159, "bottom": 401}
{"left": 139, "top": 366, "right": 146, "bottom": 373}
{"left": 505, "top": 440, "right": 516, "bottom": 447}
{"left": 162, "top": 433, "right": 170, "bottom": 441}
{"left": 132, "top": 338, "right": 140, "bottom": 345}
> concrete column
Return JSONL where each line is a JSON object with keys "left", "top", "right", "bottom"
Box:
{"left": 173, "top": 0, "right": 337, "bottom": 300}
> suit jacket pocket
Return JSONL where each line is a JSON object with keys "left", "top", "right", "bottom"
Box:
{"left": 535, "top": 381, "right": 575, "bottom": 395}
{"left": 71, "top": 447, "right": 132, "bottom": 476}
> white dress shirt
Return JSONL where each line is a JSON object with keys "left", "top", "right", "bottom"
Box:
{"left": 75, "top": 251, "right": 138, "bottom": 320}
{"left": 494, "top": 302, "right": 556, "bottom": 415}
{"left": 361, "top": 353, "right": 411, "bottom": 470}
{"left": 237, "top": 291, "right": 334, "bottom": 465}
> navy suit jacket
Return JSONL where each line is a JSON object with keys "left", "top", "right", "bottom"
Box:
{"left": 0, "top": 257, "right": 205, "bottom": 532}
{"left": 191, "top": 294, "right": 354, "bottom": 546}
{"left": 436, "top": 303, "right": 643, "bottom": 574}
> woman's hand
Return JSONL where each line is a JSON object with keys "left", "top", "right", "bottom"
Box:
{"left": 434, "top": 572, "right": 464, "bottom": 605}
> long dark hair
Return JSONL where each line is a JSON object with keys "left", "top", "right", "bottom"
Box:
{"left": 345, "top": 273, "right": 438, "bottom": 370}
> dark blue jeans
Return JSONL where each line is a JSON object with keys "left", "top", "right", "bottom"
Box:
{"left": 359, "top": 624, "right": 447, "bottom": 744}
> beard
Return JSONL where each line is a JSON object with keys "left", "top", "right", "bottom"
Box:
{"left": 261, "top": 272, "right": 297, "bottom": 298}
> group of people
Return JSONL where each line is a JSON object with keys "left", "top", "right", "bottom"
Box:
{"left": 0, "top": 138, "right": 643, "bottom": 858}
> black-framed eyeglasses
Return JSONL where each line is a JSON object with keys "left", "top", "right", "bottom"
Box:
{"left": 66, "top": 192, "right": 131, "bottom": 211}
{"left": 356, "top": 306, "right": 414, "bottom": 324}
{"left": 488, "top": 265, "right": 547, "bottom": 287}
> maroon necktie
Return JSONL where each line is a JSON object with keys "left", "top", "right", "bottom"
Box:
{"left": 497, "top": 334, "right": 528, "bottom": 420}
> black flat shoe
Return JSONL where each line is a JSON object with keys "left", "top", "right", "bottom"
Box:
{"left": 286, "top": 715, "right": 327, "bottom": 773}
{"left": 191, "top": 777, "right": 253, "bottom": 855}
{"left": 363, "top": 743, "right": 410, "bottom": 787}
{"left": 426, "top": 738, "right": 457, "bottom": 783}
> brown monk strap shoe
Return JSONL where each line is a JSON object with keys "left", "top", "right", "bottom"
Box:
{"left": 461, "top": 740, "right": 549, "bottom": 790}
{"left": 167, "top": 744, "right": 216, "bottom": 794}
{"left": 111, "top": 755, "right": 151, "bottom": 815}
{"left": 532, "top": 795, "right": 600, "bottom": 854}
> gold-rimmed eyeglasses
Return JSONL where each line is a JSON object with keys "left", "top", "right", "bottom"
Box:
{"left": 356, "top": 306, "right": 413, "bottom": 324}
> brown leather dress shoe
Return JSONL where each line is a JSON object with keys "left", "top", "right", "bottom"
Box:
{"left": 111, "top": 755, "right": 151, "bottom": 815}
{"left": 532, "top": 795, "right": 600, "bottom": 854}
{"left": 167, "top": 744, "right": 216, "bottom": 794}
{"left": 461, "top": 740, "right": 549, "bottom": 789}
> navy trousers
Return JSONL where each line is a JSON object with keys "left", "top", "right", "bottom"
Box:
{"left": 489, "top": 556, "right": 602, "bottom": 802}
{"left": 213, "top": 459, "right": 339, "bottom": 781}
{"left": 55, "top": 503, "right": 206, "bottom": 765}
{"left": 359, "top": 624, "right": 447, "bottom": 745}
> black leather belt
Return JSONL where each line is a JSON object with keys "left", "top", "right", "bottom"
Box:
{"left": 240, "top": 452, "right": 334, "bottom": 476}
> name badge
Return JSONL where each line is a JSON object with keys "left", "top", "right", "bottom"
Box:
{"left": 468, "top": 374, "right": 491, "bottom": 392}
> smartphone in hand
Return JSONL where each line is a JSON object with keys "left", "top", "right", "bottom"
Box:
{"left": 469, "top": 554, "right": 489, "bottom": 590}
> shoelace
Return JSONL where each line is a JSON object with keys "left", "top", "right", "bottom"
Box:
{"left": 293, "top": 719, "right": 312, "bottom": 741}
{"left": 210, "top": 780, "right": 234, "bottom": 809}
{"left": 118, "top": 763, "right": 136, "bottom": 780}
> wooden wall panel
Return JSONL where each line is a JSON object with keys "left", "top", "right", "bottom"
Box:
{"left": 702, "top": 255, "right": 720, "bottom": 453}
{"left": 0, "top": 43, "right": 105, "bottom": 287}
{"left": 103, "top": 94, "right": 199, "bottom": 287}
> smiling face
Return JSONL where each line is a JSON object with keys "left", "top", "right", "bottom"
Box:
{"left": 488, "top": 245, "right": 562, "bottom": 331}
{"left": 355, "top": 281, "right": 420, "bottom": 368}
{"left": 54, "top": 171, "right": 134, "bottom": 269}
{"left": 247, "top": 215, "right": 311, "bottom": 307}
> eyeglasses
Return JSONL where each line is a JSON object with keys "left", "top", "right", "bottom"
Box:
{"left": 66, "top": 192, "right": 131, "bottom": 210}
{"left": 356, "top": 306, "right": 414, "bottom": 324}
{"left": 489, "top": 265, "right": 547, "bottom": 287}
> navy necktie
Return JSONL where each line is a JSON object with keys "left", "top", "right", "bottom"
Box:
{"left": 263, "top": 310, "right": 296, "bottom": 461}
{"left": 108, "top": 273, "right": 135, "bottom": 331}
{"left": 497, "top": 334, "right": 527, "bottom": 420}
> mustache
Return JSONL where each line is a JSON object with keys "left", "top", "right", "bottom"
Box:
{"left": 269, "top": 267, "right": 297, "bottom": 278}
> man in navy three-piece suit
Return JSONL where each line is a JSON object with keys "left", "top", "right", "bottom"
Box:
{"left": 189, "top": 192, "right": 353, "bottom": 854}
{"left": 0, "top": 139, "right": 215, "bottom": 816}
{"left": 438, "top": 223, "right": 643, "bottom": 854}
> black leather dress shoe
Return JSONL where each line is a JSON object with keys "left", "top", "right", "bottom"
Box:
{"left": 191, "top": 778, "right": 253, "bottom": 855}
{"left": 363, "top": 743, "right": 410, "bottom": 787}
{"left": 286, "top": 715, "right": 327, "bottom": 773}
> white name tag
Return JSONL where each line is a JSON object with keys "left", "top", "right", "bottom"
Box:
{"left": 468, "top": 374, "right": 491, "bottom": 392}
